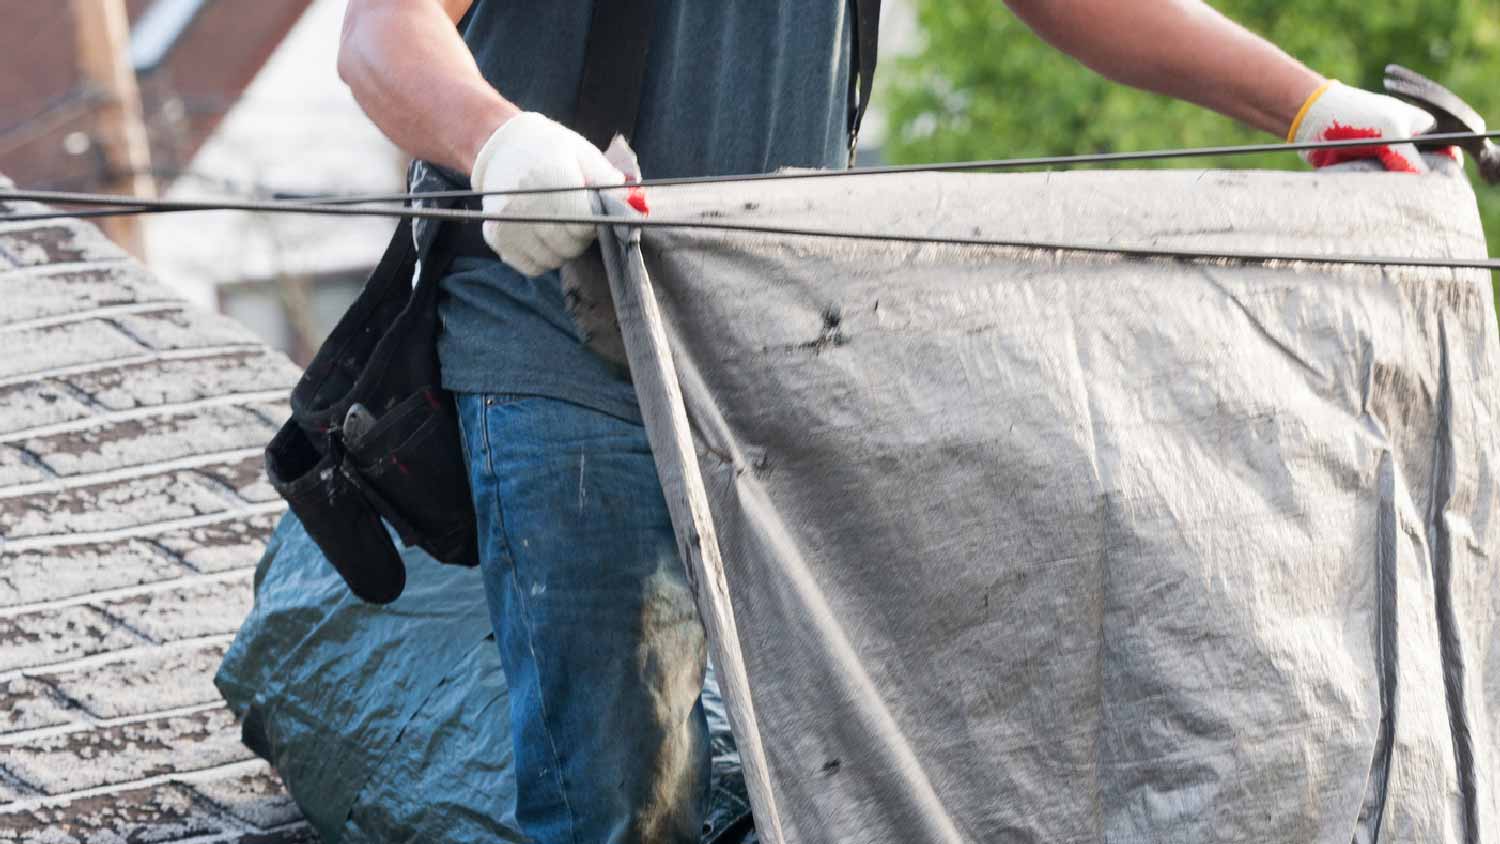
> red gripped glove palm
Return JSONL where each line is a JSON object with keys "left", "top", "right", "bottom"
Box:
{"left": 1289, "top": 81, "right": 1461, "bottom": 174}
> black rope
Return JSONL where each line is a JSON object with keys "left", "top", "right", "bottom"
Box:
{"left": 3, "top": 130, "right": 1496, "bottom": 208}
{"left": 1, "top": 197, "right": 1494, "bottom": 272}
{"left": 3, "top": 130, "right": 1496, "bottom": 271}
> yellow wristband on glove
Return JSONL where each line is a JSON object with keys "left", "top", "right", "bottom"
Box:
{"left": 1287, "top": 80, "right": 1338, "bottom": 143}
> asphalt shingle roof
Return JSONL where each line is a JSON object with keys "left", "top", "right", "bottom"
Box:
{"left": 0, "top": 177, "right": 313, "bottom": 842}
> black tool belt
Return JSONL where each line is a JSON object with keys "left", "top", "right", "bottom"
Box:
{"left": 264, "top": 214, "right": 478, "bottom": 604}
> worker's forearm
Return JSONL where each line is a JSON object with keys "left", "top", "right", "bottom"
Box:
{"left": 337, "top": 0, "right": 517, "bottom": 174}
{"left": 1004, "top": 0, "right": 1325, "bottom": 137}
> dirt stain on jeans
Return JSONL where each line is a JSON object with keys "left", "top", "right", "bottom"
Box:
{"left": 630, "top": 566, "right": 708, "bottom": 843}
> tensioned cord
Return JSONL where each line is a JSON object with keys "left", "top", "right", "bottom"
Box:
{"left": 1, "top": 202, "right": 1494, "bottom": 272}
{"left": 2, "top": 130, "right": 1497, "bottom": 271}
{"left": 4, "top": 130, "right": 1495, "bottom": 208}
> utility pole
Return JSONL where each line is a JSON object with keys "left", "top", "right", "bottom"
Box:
{"left": 71, "top": 0, "right": 156, "bottom": 258}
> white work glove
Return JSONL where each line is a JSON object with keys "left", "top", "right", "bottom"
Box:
{"left": 1289, "top": 80, "right": 1458, "bottom": 174}
{"left": 470, "top": 112, "right": 625, "bottom": 276}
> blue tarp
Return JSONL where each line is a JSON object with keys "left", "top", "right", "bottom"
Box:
{"left": 216, "top": 514, "right": 753, "bottom": 842}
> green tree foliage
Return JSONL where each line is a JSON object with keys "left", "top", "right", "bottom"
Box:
{"left": 882, "top": 0, "right": 1500, "bottom": 290}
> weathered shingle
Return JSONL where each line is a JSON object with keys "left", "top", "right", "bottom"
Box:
{"left": 0, "top": 178, "right": 312, "bottom": 840}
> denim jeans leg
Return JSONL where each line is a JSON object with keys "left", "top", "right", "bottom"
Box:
{"left": 455, "top": 392, "right": 710, "bottom": 844}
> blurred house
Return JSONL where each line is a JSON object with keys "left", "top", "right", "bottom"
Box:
{"left": 142, "top": 0, "right": 406, "bottom": 364}
{"left": 0, "top": 0, "right": 310, "bottom": 196}
{"left": 0, "top": 0, "right": 402, "bottom": 366}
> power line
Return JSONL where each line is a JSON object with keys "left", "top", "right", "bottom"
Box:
{"left": 0, "top": 87, "right": 111, "bottom": 158}
{"left": 1, "top": 197, "right": 1494, "bottom": 272}
{"left": 7, "top": 129, "right": 1492, "bottom": 207}
{"left": 4, "top": 131, "right": 1496, "bottom": 272}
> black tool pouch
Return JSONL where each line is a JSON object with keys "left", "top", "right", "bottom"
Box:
{"left": 265, "top": 211, "right": 478, "bottom": 604}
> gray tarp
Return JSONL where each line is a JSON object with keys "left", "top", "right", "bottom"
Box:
{"left": 593, "top": 170, "right": 1500, "bottom": 844}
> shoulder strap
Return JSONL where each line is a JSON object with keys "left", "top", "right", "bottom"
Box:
{"left": 573, "top": 0, "right": 659, "bottom": 149}
{"left": 572, "top": 0, "right": 878, "bottom": 159}
{"left": 848, "top": 0, "right": 882, "bottom": 161}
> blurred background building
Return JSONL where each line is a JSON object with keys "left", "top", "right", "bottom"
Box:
{"left": 0, "top": 0, "right": 310, "bottom": 212}
{"left": 0, "top": 0, "right": 405, "bottom": 365}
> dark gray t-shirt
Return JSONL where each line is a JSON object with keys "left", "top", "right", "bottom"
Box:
{"left": 434, "top": 0, "right": 854, "bottom": 421}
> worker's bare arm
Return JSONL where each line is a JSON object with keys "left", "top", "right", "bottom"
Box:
{"left": 1003, "top": 0, "right": 1325, "bottom": 137}
{"left": 338, "top": 0, "right": 519, "bottom": 175}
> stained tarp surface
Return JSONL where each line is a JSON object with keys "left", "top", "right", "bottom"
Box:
{"left": 595, "top": 170, "right": 1500, "bottom": 844}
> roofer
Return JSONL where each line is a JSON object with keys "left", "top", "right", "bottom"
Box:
{"left": 335, "top": 2, "right": 1446, "bottom": 841}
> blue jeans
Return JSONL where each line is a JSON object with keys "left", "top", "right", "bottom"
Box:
{"left": 456, "top": 392, "right": 710, "bottom": 844}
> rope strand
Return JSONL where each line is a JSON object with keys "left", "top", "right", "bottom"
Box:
{"left": 1, "top": 200, "right": 1494, "bottom": 272}
{"left": 3, "top": 130, "right": 1495, "bottom": 207}
{"left": 3, "top": 130, "right": 1496, "bottom": 272}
